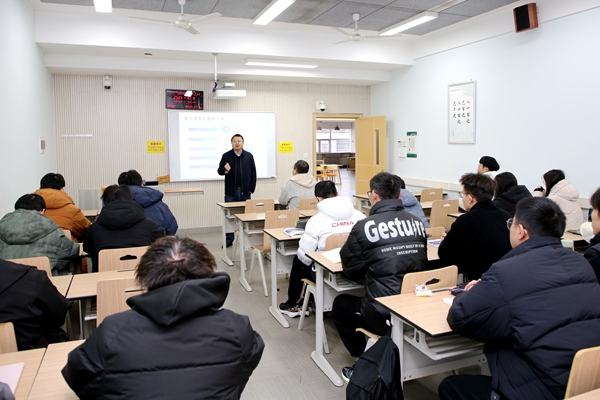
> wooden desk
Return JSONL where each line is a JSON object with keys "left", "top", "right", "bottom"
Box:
{"left": 28, "top": 340, "right": 84, "bottom": 400}
{"left": 67, "top": 269, "right": 136, "bottom": 300}
{"left": 354, "top": 192, "right": 447, "bottom": 214}
{"left": 234, "top": 212, "right": 268, "bottom": 292}
{"left": 567, "top": 388, "right": 600, "bottom": 399}
{"left": 299, "top": 209, "right": 318, "bottom": 218}
{"left": 0, "top": 348, "right": 45, "bottom": 400}
{"left": 164, "top": 188, "right": 204, "bottom": 196}
{"left": 264, "top": 228, "right": 302, "bottom": 328}
{"left": 448, "top": 212, "right": 464, "bottom": 219}
{"left": 50, "top": 275, "right": 73, "bottom": 297}
{"left": 562, "top": 226, "right": 587, "bottom": 244}
{"left": 216, "top": 201, "right": 247, "bottom": 266}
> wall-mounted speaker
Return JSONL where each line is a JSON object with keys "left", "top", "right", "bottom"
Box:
{"left": 513, "top": 3, "right": 538, "bottom": 33}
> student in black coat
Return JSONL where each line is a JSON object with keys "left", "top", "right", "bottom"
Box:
{"left": 83, "top": 185, "right": 164, "bottom": 271}
{"left": 63, "top": 237, "right": 264, "bottom": 399}
{"left": 438, "top": 173, "right": 511, "bottom": 280}
{"left": 492, "top": 172, "right": 532, "bottom": 216}
{"left": 584, "top": 187, "right": 600, "bottom": 281}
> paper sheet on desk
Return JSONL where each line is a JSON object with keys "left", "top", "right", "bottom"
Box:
{"left": 0, "top": 362, "right": 24, "bottom": 394}
{"left": 428, "top": 239, "right": 442, "bottom": 247}
{"left": 321, "top": 248, "right": 341, "bottom": 264}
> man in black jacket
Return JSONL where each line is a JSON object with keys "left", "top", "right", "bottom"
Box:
{"left": 438, "top": 173, "right": 511, "bottom": 280}
{"left": 333, "top": 172, "right": 427, "bottom": 382}
{"left": 439, "top": 197, "right": 600, "bottom": 400}
{"left": 217, "top": 134, "right": 257, "bottom": 247}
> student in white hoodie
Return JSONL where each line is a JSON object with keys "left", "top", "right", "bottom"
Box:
{"left": 278, "top": 160, "right": 317, "bottom": 210}
{"left": 533, "top": 169, "right": 584, "bottom": 227}
{"left": 279, "top": 180, "right": 365, "bottom": 317}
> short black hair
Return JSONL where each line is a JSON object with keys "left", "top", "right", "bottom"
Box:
{"left": 370, "top": 172, "right": 402, "bottom": 200}
{"left": 494, "top": 172, "right": 518, "bottom": 198}
{"left": 314, "top": 180, "right": 337, "bottom": 199}
{"left": 590, "top": 187, "right": 600, "bottom": 211}
{"left": 102, "top": 184, "right": 132, "bottom": 205}
{"left": 542, "top": 169, "right": 566, "bottom": 197}
{"left": 40, "top": 173, "right": 66, "bottom": 190}
{"left": 136, "top": 237, "right": 217, "bottom": 291}
{"left": 460, "top": 173, "right": 496, "bottom": 202}
{"left": 293, "top": 160, "right": 309, "bottom": 174}
{"left": 118, "top": 170, "right": 143, "bottom": 186}
{"left": 15, "top": 193, "right": 46, "bottom": 211}
{"left": 231, "top": 134, "right": 244, "bottom": 142}
{"left": 479, "top": 156, "right": 500, "bottom": 172}
{"left": 514, "top": 197, "right": 565, "bottom": 238}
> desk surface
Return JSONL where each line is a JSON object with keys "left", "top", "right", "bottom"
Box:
{"left": 28, "top": 340, "right": 84, "bottom": 400}
{"left": 376, "top": 290, "right": 454, "bottom": 337}
{"left": 0, "top": 348, "right": 45, "bottom": 400}
{"left": 49, "top": 275, "right": 73, "bottom": 297}
{"left": 235, "top": 212, "right": 266, "bottom": 222}
{"left": 67, "top": 269, "right": 136, "bottom": 299}
{"left": 299, "top": 209, "right": 319, "bottom": 218}
{"left": 81, "top": 209, "right": 100, "bottom": 218}
{"left": 264, "top": 227, "right": 302, "bottom": 241}
{"left": 568, "top": 388, "right": 600, "bottom": 399}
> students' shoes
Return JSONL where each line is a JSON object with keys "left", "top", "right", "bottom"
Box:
{"left": 341, "top": 366, "right": 354, "bottom": 384}
{"left": 279, "top": 302, "right": 309, "bottom": 318}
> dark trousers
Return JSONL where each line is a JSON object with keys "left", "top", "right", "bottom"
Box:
{"left": 332, "top": 294, "right": 386, "bottom": 357}
{"left": 439, "top": 375, "right": 504, "bottom": 400}
{"left": 284, "top": 256, "right": 313, "bottom": 307}
{"left": 225, "top": 191, "right": 251, "bottom": 242}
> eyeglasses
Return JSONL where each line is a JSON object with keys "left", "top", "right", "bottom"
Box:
{"left": 459, "top": 191, "right": 469, "bottom": 197}
{"left": 506, "top": 218, "right": 513, "bottom": 230}
{"left": 367, "top": 190, "right": 372, "bottom": 197}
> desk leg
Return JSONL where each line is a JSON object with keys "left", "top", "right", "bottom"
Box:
{"left": 311, "top": 263, "right": 343, "bottom": 387}
{"left": 221, "top": 210, "right": 233, "bottom": 266}
{"left": 238, "top": 220, "right": 252, "bottom": 292}
{"left": 268, "top": 237, "right": 290, "bottom": 328}
{"left": 390, "top": 314, "right": 405, "bottom": 388}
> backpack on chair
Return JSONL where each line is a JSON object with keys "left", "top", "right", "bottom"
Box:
{"left": 346, "top": 335, "right": 404, "bottom": 400}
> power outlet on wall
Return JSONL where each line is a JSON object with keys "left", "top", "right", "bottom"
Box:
{"left": 39, "top": 137, "right": 46, "bottom": 154}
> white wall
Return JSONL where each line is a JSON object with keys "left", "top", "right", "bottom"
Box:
{"left": 373, "top": 6, "right": 600, "bottom": 201}
{"left": 0, "top": 0, "right": 55, "bottom": 215}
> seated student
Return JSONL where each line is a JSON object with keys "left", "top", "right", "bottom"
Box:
{"left": 278, "top": 160, "right": 317, "bottom": 210}
{"left": 0, "top": 194, "right": 79, "bottom": 275}
{"left": 439, "top": 197, "right": 600, "bottom": 400}
{"left": 398, "top": 177, "right": 429, "bottom": 228}
{"left": 117, "top": 169, "right": 178, "bottom": 235}
{"left": 62, "top": 237, "right": 264, "bottom": 399}
{"left": 584, "top": 187, "right": 600, "bottom": 281}
{"left": 0, "top": 258, "right": 70, "bottom": 350}
{"left": 492, "top": 171, "right": 532, "bottom": 216}
{"left": 533, "top": 169, "right": 584, "bottom": 227}
{"left": 477, "top": 155, "right": 500, "bottom": 178}
{"left": 34, "top": 172, "right": 90, "bottom": 242}
{"left": 83, "top": 185, "right": 164, "bottom": 271}
{"left": 438, "top": 173, "right": 511, "bottom": 280}
{"left": 278, "top": 180, "right": 365, "bottom": 317}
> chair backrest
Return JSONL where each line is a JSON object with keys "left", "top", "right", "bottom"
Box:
{"left": 316, "top": 159, "right": 324, "bottom": 166}
{"left": 324, "top": 165, "right": 340, "bottom": 174}
{"left": 420, "top": 188, "right": 444, "bottom": 202}
{"left": 98, "top": 246, "right": 148, "bottom": 272}
{"left": 245, "top": 199, "right": 275, "bottom": 214}
{"left": 425, "top": 227, "right": 445, "bottom": 239}
{"left": 565, "top": 345, "right": 600, "bottom": 398}
{"left": 400, "top": 265, "right": 458, "bottom": 294}
{"left": 429, "top": 199, "right": 459, "bottom": 231}
{"left": 299, "top": 198, "right": 319, "bottom": 210}
{"left": 261, "top": 210, "right": 300, "bottom": 252}
{"left": 0, "top": 322, "right": 18, "bottom": 354}
{"left": 62, "top": 229, "right": 72, "bottom": 240}
{"left": 7, "top": 256, "right": 52, "bottom": 277}
{"left": 97, "top": 277, "right": 141, "bottom": 326}
{"left": 325, "top": 234, "right": 349, "bottom": 251}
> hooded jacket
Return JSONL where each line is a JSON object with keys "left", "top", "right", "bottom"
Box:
{"left": 0, "top": 209, "right": 80, "bottom": 274}
{"left": 340, "top": 199, "right": 428, "bottom": 333}
{"left": 35, "top": 188, "right": 90, "bottom": 241}
{"left": 297, "top": 196, "right": 365, "bottom": 266}
{"left": 83, "top": 201, "right": 164, "bottom": 270}
{"left": 400, "top": 189, "right": 430, "bottom": 228}
{"left": 492, "top": 185, "right": 532, "bottom": 217}
{"left": 0, "top": 259, "right": 69, "bottom": 350}
{"left": 278, "top": 173, "right": 317, "bottom": 210}
{"left": 62, "top": 272, "right": 265, "bottom": 400}
{"left": 448, "top": 236, "right": 600, "bottom": 399}
{"left": 217, "top": 149, "right": 257, "bottom": 196}
{"left": 533, "top": 179, "right": 584, "bottom": 226}
{"left": 128, "top": 185, "right": 178, "bottom": 235}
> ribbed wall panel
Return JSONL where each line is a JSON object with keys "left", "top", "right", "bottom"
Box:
{"left": 53, "top": 75, "right": 370, "bottom": 229}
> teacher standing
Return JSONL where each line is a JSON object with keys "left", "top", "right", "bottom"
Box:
{"left": 218, "top": 134, "right": 257, "bottom": 247}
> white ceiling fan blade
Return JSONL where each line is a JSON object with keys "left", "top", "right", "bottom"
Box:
{"left": 189, "top": 12, "right": 222, "bottom": 24}
{"left": 334, "top": 38, "right": 352, "bottom": 44}
{"left": 333, "top": 27, "right": 352, "bottom": 37}
{"left": 129, "top": 16, "right": 171, "bottom": 25}
{"left": 183, "top": 26, "right": 200, "bottom": 35}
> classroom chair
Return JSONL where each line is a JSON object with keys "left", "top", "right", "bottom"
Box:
{"left": 429, "top": 199, "right": 459, "bottom": 231}
{"left": 96, "top": 277, "right": 141, "bottom": 326}
{"left": 299, "top": 198, "right": 319, "bottom": 211}
{"left": 316, "top": 159, "right": 324, "bottom": 166}
{"left": 0, "top": 322, "right": 18, "bottom": 354}
{"left": 324, "top": 165, "right": 341, "bottom": 185}
{"left": 564, "top": 345, "right": 600, "bottom": 398}
{"left": 248, "top": 210, "right": 299, "bottom": 296}
{"left": 98, "top": 246, "right": 149, "bottom": 272}
{"left": 8, "top": 256, "right": 52, "bottom": 277}
{"left": 62, "top": 229, "right": 72, "bottom": 240}
{"left": 420, "top": 188, "right": 444, "bottom": 202}
{"left": 315, "top": 165, "right": 324, "bottom": 182}
{"left": 231, "top": 199, "right": 276, "bottom": 265}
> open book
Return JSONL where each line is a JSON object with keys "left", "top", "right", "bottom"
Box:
{"left": 322, "top": 248, "right": 342, "bottom": 264}
{"left": 284, "top": 227, "right": 304, "bottom": 237}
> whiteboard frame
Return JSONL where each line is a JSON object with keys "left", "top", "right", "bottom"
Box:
{"left": 448, "top": 81, "right": 476, "bottom": 144}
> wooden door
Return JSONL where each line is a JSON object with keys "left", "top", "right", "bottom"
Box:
{"left": 355, "top": 116, "right": 386, "bottom": 195}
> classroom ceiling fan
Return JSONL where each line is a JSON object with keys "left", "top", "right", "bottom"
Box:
{"left": 333, "top": 13, "right": 399, "bottom": 44}
{"left": 129, "top": 0, "right": 221, "bottom": 35}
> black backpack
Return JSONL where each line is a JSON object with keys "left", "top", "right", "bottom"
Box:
{"left": 346, "top": 336, "right": 404, "bottom": 400}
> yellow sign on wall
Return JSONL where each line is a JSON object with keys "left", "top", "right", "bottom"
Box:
{"left": 278, "top": 142, "right": 293, "bottom": 153}
{"left": 147, "top": 140, "right": 165, "bottom": 154}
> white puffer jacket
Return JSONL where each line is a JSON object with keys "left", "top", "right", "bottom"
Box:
{"left": 533, "top": 179, "right": 583, "bottom": 227}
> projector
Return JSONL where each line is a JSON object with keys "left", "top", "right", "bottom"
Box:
{"left": 212, "top": 88, "right": 247, "bottom": 100}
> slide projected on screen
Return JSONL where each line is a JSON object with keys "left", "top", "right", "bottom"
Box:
{"left": 168, "top": 111, "right": 277, "bottom": 182}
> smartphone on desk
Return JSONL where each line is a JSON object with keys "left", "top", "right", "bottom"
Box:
{"left": 450, "top": 286, "right": 466, "bottom": 296}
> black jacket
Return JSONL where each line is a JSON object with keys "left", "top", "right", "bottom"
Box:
{"left": 448, "top": 236, "right": 600, "bottom": 400}
{"left": 438, "top": 199, "right": 511, "bottom": 280}
{"left": 62, "top": 272, "right": 265, "bottom": 399}
{"left": 0, "top": 259, "right": 69, "bottom": 350}
{"left": 217, "top": 149, "right": 257, "bottom": 196}
{"left": 584, "top": 232, "right": 600, "bottom": 282}
{"left": 340, "top": 199, "right": 428, "bottom": 332}
{"left": 83, "top": 201, "right": 165, "bottom": 270}
{"left": 492, "top": 185, "right": 532, "bottom": 216}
